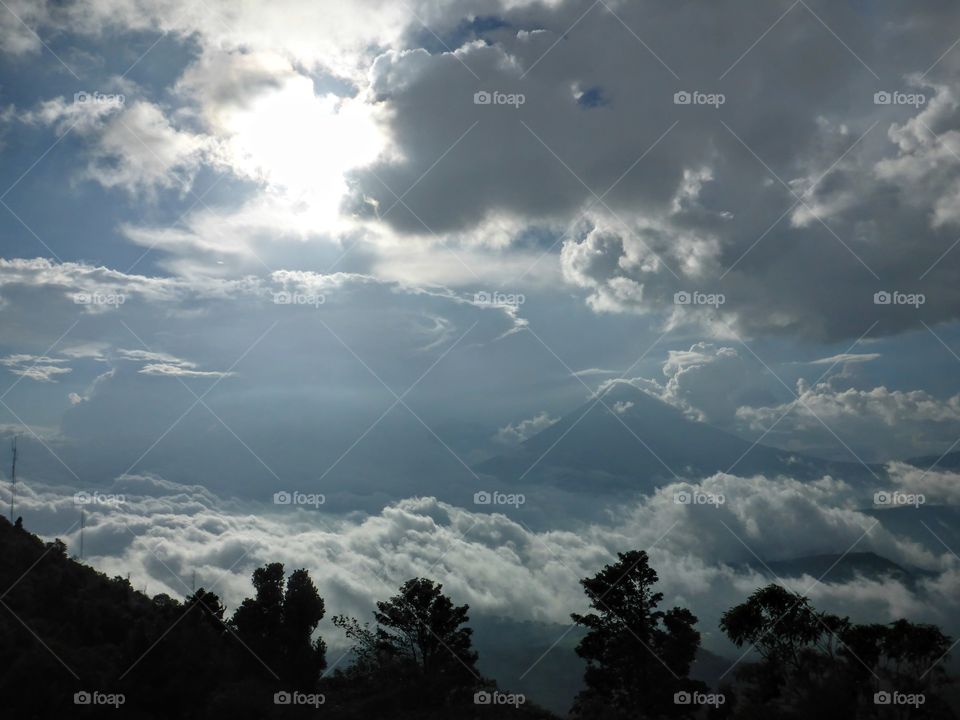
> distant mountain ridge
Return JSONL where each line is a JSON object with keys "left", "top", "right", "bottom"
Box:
{"left": 477, "top": 383, "right": 880, "bottom": 490}
{"left": 905, "top": 451, "right": 960, "bottom": 472}
{"left": 746, "top": 551, "right": 934, "bottom": 588}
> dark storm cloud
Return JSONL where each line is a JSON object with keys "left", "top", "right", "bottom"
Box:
{"left": 337, "top": 0, "right": 960, "bottom": 341}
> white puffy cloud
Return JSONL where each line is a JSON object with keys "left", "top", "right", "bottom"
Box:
{"left": 874, "top": 80, "right": 960, "bottom": 228}
{"left": 87, "top": 100, "right": 210, "bottom": 195}
{"left": 341, "top": 2, "right": 960, "bottom": 340}
{"left": 20, "top": 94, "right": 211, "bottom": 196}
{"left": 0, "top": 0, "right": 422, "bottom": 78}
{"left": 885, "top": 461, "right": 960, "bottom": 505}
{"left": 8, "top": 0, "right": 960, "bottom": 343}
{"left": 0, "top": 0, "right": 51, "bottom": 55}
{"left": 4, "top": 468, "right": 958, "bottom": 658}
{"left": 737, "top": 380, "right": 960, "bottom": 461}
{"left": 654, "top": 343, "right": 768, "bottom": 424}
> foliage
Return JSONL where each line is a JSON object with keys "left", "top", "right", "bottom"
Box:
{"left": 1, "top": 517, "right": 955, "bottom": 720}
{"left": 720, "top": 583, "right": 956, "bottom": 719}
{"left": 569, "top": 549, "right": 706, "bottom": 719}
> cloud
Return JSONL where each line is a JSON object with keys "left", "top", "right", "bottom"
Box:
{"left": 0, "top": 354, "right": 72, "bottom": 383}
{"left": 0, "top": 0, "right": 422, "bottom": 78}
{"left": 0, "top": 0, "right": 50, "bottom": 55}
{"left": 603, "top": 343, "right": 774, "bottom": 426}
{"left": 885, "top": 461, "right": 960, "bottom": 505}
{"left": 138, "top": 363, "right": 234, "bottom": 378}
{"left": 495, "top": 411, "right": 559, "bottom": 445}
{"left": 20, "top": 93, "right": 211, "bottom": 197}
{"left": 341, "top": 1, "right": 960, "bottom": 341}
{"left": 113, "top": 348, "right": 234, "bottom": 377}
{"left": 808, "top": 353, "right": 881, "bottom": 365}
{"left": 0, "top": 257, "right": 545, "bottom": 502}
{"left": 736, "top": 380, "right": 960, "bottom": 462}
{"left": 571, "top": 368, "right": 617, "bottom": 378}
{"left": 3, "top": 4, "right": 960, "bottom": 681}
{"left": 117, "top": 349, "right": 191, "bottom": 364}
{"left": 4, "top": 469, "right": 958, "bottom": 660}
{"left": 9, "top": 1, "right": 960, "bottom": 344}
{"left": 596, "top": 341, "right": 960, "bottom": 462}
{"left": 87, "top": 101, "right": 210, "bottom": 196}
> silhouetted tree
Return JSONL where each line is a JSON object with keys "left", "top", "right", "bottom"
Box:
{"left": 331, "top": 614, "right": 380, "bottom": 671}
{"left": 374, "top": 577, "right": 479, "bottom": 683}
{"left": 721, "top": 584, "right": 956, "bottom": 719}
{"left": 325, "top": 577, "right": 484, "bottom": 717}
{"left": 231, "top": 562, "right": 326, "bottom": 690}
{"left": 187, "top": 587, "right": 227, "bottom": 622}
{"left": 280, "top": 568, "right": 328, "bottom": 687}
{"left": 570, "top": 550, "right": 704, "bottom": 719}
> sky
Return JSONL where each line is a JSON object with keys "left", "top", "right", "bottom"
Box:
{"left": 2, "top": 0, "right": 960, "bottom": 695}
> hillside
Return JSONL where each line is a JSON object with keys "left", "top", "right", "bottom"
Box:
{"left": 0, "top": 517, "right": 558, "bottom": 719}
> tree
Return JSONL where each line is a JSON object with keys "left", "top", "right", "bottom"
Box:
{"left": 842, "top": 619, "right": 954, "bottom": 718}
{"left": 719, "top": 584, "right": 842, "bottom": 671}
{"left": 373, "top": 577, "right": 479, "bottom": 685}
{"left": 720, "top": 584, "right": 850, "bottom": 717}
{"left": 231, "top": 563, "right": 326, "bottom": 689}
{"left": 280, "top": 568, "right": 328, "bottom": 687}
{"left": 720, "top": 585, "right": 956, "bottom": 719}
{"left": 186, "top": 587, "right": 227, "bottom": 624}
{"left": 325, "top": 578, "right": 482, "bottom": 717}
{"left": 570, "top": 550, "right": 704, "bottom": 719}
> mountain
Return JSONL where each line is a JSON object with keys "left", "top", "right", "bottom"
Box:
{"left": 477, "top": 383, "right": 878, "bottom": 492}
{"left": 472, "top": 616, "right": 584, "bottom": 716}
{"left": 746, "top": 551, "right": 932, "bottom": 587}
{"left": 906, "top": 451, "right": 960, "bottom": 472}
{"left": 863, "top": 504, "right": 960, "bottom": 556}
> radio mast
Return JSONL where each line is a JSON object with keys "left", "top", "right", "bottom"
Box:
{"left": 8, "top": 436, "right": 16, "bottom": 522}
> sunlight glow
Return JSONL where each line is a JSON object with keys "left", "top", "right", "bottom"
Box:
{"left": 220, "top": 73, "right": 385, "bottom": 230}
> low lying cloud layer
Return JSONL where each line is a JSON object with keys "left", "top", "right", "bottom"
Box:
{"left": 5, "top": 466, "right": 959, "bottom": 661}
